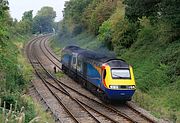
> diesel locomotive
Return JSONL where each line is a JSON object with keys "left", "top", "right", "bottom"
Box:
{"left": 61, "top": 46, "right": 136, "bottom": 101}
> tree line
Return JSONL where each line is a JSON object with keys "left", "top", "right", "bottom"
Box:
{"left": 15, "top": 7, "right": 56, "bottom": 34}
{"left": 59, "top": 0, "right": 179, "bottom": 50}
{"left": 0, "top": 0, "right": 56, "bottom": 94}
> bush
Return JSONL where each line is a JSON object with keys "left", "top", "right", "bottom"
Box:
{"left": 136, "top": 17, "right": 156, "bottom": 46}
{"left": 0, "top": 94, "right": 36, "bottom": 123}
{"left": 83, "top": 0, "right": 117, "bottom": 34}
{"left": 98, "top": 20, "right": 113, "bottom": 50}
{"left": 112, "top": 19, "right": 138, "bottom": 55}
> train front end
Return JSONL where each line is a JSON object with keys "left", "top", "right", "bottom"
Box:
{"left": 101, "top": 60, "right": 136, "bottom": 101}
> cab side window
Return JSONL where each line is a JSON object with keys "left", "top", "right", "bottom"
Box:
{"left": 103, "top": 69, "right": 106, "bottom": 79}
{"left": 77, "top": 60, "right": 83, "bottom": 72}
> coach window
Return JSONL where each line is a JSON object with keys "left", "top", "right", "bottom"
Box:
{"left": 103, "top": 69, "right": 106, "bottom": 79}
{"left": 77, "top": 60, "right": 82, "bottom": 71}
{"left": 73, "top": 57, "right": 76, "bottom": 64}
{"left": 77, "top": 60, "right": 80, "bottom": 67}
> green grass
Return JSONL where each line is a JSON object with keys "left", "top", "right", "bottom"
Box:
{"left": 121, "top": 39, "right": 180, "bottom": 122}
{"left": 55, "top": 71, "right": 64, "bottom": 79}
{"left": 0, "top": 96, "right": 54, "bottom": 123}
{"left": 49, "top": 37, "right": 62, "bottom": 57}
{"left": 22, "top": 95, "right": 55, "bottom": 123}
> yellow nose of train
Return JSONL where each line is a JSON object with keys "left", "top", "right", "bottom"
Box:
{"left": 101, "top": 60, "right": 136, "bottom": 100}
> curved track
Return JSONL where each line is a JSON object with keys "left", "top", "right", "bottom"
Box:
{"left": 26, "top": 35, "right": 157, "bottom": 123}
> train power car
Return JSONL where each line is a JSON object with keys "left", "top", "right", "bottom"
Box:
{"left": 61, "top": 46, "right": 136, "bottom": 101}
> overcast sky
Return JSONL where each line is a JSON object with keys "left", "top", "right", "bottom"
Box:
{"left": 9, "top": 0, "right": 69, "bottom": 21}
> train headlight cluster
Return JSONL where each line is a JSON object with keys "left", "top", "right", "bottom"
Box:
{"left": 128, "top": 85, "right": 136, "bottom": 89}
{"left": 109, "top": 85, "right": 136, "bottom": 90}
{"left": 109, "top": 85, "right": 119, "bottom": 90}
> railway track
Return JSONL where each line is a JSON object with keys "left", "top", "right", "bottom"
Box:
{"left": 26, "top": 35, "right": 157, "bottom": 123}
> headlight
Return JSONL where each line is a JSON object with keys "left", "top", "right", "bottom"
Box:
{"left": 128, "top": 85, "right": 136, "bottom": 89}
{"left": 109, "top": 85, "right": 119, "bottom": 89}
{"left": 109, "top": 85, "right": 136, "bottom": 90}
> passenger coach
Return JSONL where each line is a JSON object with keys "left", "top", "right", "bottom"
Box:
{"left": 61, "top": 46, "right": 136, "bottom": 101}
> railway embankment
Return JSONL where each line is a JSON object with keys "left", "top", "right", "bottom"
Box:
{"left": 0, "top": 35, "right": 54, "bottom": 122}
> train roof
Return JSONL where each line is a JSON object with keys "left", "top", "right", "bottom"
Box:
{"left": 63, "top": 45, "right": 83, "bottom": 53}
{"left": 78, "top": 50, "right": 115, "bottom": 63}
{"left": 107, "top": 60, "right": 129, "bottom": 68}
{"left": 63, "top": 45, "right": 128, "bottom": 66}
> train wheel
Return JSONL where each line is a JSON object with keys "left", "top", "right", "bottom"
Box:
{"left": 82, "top": 80, "right": 87, "bottom": 89}
{"left": 62, "top": 65, "right": 65, "bottom": 72}
{"left": 62, "top": 64, "right": 64, "bottom": 70}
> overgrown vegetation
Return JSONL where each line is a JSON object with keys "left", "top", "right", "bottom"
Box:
{"left": 0, "top": 1, "right": 55, "bottom": 122}
{"left": 55, "top": 0, "right": 180, "bottom": 122}
{"left": 0, "top": 96, "right": 54, "bottom": 123}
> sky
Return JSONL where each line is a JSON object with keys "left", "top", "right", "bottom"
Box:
{"left": 9, "top": 0, "right": 69, "bottom": 22}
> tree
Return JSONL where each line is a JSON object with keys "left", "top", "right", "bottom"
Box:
{"left": 83, "top": 0, "right": 117, "bottom": 35}
{"left": 62, "top": 0, "right": 92, "bottom": 34}
{"left": 32, "top": 6, "right": 56, "bottom": 33}
{"left": 159, "top": 0, "right": 180, "bottom": 41}
{"left": 98, "top": 0, "right": 125, "bottom": 50}
{"left": 98, "top": 20, "right": 113, "bottom": 49}
{"left": 63, "top": 0, "right": 91, "bottom": 23}
{"left": 37, "top": 6, "right": 56, "bottom": 18}
{"left": 0, "top": 0, "right": 9, "bottom": 18}
{"left": 22, "top": 10, "right": 33, "bottom": 21}
{"left": 0, "top": 0, "right": 9, "bottom": 48}
{"left": 124, "top": 0, "right": 161, "bottom": 22}
{"left": 15, "top": 10, "right": 33, "bottom": 34}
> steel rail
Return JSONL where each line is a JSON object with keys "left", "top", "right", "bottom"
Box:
{"left": 39, "top": 38, "right": 62, "bottom": 70}
{"left": 26, "top": 36, "right": 64, "bottom": 122}
{"left": 28, "top": 36, "right": 79, "bottom": 123}
{"left": 36, "top": 62, "right": 101, "bottom": 123}
{"left": 29, "top": 36, "right": 105, "bottom": 123}
{"left": 43, "top": 38, "right": 61, "bottom": 62}
{"left": 30, "top": 37, "right": 80, "bottom": 123}
{"left": 49, "top": 71, "right": 136, "bottom": 123}
{"left": 26, "top": 36, "right": 63, "bottom": 122}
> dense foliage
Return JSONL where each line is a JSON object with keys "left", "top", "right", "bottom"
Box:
{"left": 33, "top": 6, "right": 56, "bottom": 33}
{"left": 62, "top": 0, "right": 118, "bottom": 35}
{"left": 0, "top": 1, "right": 55, "bottom": 122}
{"left": 15, "top": 10, "right": 33, "bottom": 34}
{"left": 0, "top": 1, "right": 37, "bottom": 122}
{"left": 57, "top": 0, "right": 180, "bottom": 121}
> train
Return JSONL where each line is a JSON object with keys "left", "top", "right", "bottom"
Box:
{"left": 61, "top": 46, "right": 136, "bottom": 102}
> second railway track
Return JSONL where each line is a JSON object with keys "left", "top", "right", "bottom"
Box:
{"left": 26, "top": 35, "right": 158, "bottom": 123}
